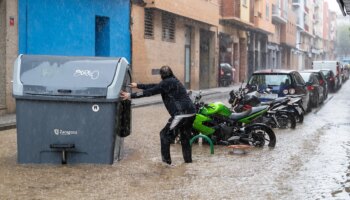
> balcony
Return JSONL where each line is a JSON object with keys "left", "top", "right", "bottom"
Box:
{"left": 254, "top": 16, "right": 275, "bottom": 34}
{"left": 313, "top": 13, "right": 319, "bottom": 23}
{"left": 315, "top": 0, "right": 319, "bottom": 8}
{"left": 296, "top": 17, "right": 304, "bottom": 31}
{"left": 220, "top": 0, "right": 254, "bottom": 28}
{"left": 221, "top": 0, "right": 240, "bottom": 18}
{"left": 272, "top": 4, "right": 287, "bottom": 24}
{"left": 145, "top": 0, "right": 219, "bottom": 26}
{"left": 292, "top": 0, "right": 301, "bottom": 7}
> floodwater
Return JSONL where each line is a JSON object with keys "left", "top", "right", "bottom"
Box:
{"left": 1, "top": 83, "right": 350, "bottom": 200}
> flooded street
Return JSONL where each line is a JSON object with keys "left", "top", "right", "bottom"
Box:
{"left": 1, "top": 82, "right": 350, "bottom": 200}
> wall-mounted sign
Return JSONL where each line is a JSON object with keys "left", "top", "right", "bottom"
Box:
{"left": 9, "top": 17, "right": 14, "bottom": 26}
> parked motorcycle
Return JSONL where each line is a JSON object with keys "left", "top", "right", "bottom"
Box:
{"left": 190, "top": 91, "right": 276, "bottom": 147}
{"left": 229, "top": 85, "right": 298, "bottom": 129}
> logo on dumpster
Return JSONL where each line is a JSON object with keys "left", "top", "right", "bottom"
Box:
{"left": 73, "top": 69, "right": 99, "bottom": 80}
{"left": 54, "top": 129, "right": 78, "bottom": 136}
{"left": 92, "top": 104, "right": 100, "bottom": 112}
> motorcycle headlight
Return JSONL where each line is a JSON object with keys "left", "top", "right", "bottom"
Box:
{"left": 289, "top": 88, "right": 296, "bottom": 94}
{"left": 283, "top": 89, "right": 289, "bottom": 95}
{"left": 244, "top": 88, "right": 249, "bottom": 93}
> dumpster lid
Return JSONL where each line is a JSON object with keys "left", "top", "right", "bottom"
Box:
{"left": 14, "top": 55, "right": 129, "bottom": 99}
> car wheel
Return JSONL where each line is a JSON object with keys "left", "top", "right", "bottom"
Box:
{"left": 306, "top": 99, "right": 312, "bottom": 112}
{"left": 314, "top": 92, "right": 319, "bottom": 107}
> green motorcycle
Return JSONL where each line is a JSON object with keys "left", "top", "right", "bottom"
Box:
{"left": 191, "top": 91, "right": 276, "bottom": 147}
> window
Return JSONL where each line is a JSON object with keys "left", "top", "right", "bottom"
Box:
{"left": 144, "top": 9, "right": 154, "bottom": 39}
{"left": 294, "top": 73, "right": 306, "bottom": 85}
{"left": 162, "top": 12, "right": 175, "bottom": 42}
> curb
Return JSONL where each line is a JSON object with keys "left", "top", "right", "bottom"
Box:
{"left": 0, "top": 123, "right": 16, "bottom": 131}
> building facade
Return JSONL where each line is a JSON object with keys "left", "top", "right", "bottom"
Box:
{"left": 269, "top": 0, "right": 288, "bottom": 69}
{"left": 249, "top": 0, "right": 275, "bottom": 76}
{"left": 219, "top": 0, "right": 253, "bottom": 83}
{"left": 0, "top": 0, "right": 18, "bottom": 115}
{"left": 311, "top": 0, "right": 323, "bottom": 62}
{"left": 131, "top": 0, "right": 220, "bottom": 89}
{"left": 280, "top": 0, "right": 297, "bottom": 70}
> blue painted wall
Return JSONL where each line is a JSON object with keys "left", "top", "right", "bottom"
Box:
{"left": 19, "top": 0, "right": 131, "bottom": 61}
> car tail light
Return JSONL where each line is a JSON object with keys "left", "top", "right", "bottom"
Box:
{"left": 220, "top": 69, "right": 224, "bottom": 76}
{"left": 289, "top": 88, "right": 296, "bottom": 94}
{"left": 307, "top": 86, "right": 314, "bottom": 90}
{"left": 319, "top": 79, "right": 324, "bottom": 85}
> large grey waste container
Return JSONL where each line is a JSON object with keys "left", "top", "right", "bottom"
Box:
{"left": 12, "top": 54, "right": 132, "bottom": 164}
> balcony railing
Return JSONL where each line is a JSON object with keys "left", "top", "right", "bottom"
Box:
{"left": 145, "top": 0, "right": 219, "bottom": 26}
{"left": 296, "top": 17, "right": 304, "bottom": 30}
{"left": 272, "top": 4, "right": 287, "bottom": 24}
{"left": 313, "top": 13, "right": 319, "bottom": 23}
{"left": 292, "top": 0, "right": 301, "bottom": 6}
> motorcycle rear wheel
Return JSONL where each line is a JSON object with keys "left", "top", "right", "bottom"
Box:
{"left": 244, "top": 124, "right": 276, "bottom": 148}
{"left": 276, "top": 112, "right": 296, "bottom": 129}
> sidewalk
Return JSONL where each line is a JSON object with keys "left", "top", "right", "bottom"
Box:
{"left": 0, "top": 84, "right": 241, "bottom": 131}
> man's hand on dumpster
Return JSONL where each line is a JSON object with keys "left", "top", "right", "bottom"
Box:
{"left": 120, "top": 91, "right": 131, "bottom": 100}
{"left": 128, "top": 82, "right": 138, "bottom": 88}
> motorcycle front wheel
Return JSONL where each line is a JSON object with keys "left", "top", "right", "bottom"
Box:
{"left": 244, "top": 124, "right": 276, "bottom": 148}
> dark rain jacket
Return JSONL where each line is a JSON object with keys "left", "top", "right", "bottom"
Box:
{"left": 131, "top": 76, "right": 196, "bottom": 117}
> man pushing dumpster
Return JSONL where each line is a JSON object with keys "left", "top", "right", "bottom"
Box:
{"left": 120, "top": 66, "right": 196, "bottom": 165}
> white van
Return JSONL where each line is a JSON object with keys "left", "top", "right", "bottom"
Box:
{"left": 312, "top": 60, "right": 342, "bottom": 90}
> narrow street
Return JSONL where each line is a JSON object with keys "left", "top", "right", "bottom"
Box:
{"left": 0, "top": 82, "right": 349, "bottom": 200}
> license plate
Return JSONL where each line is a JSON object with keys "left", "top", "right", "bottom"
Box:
{"left": 260, "top": 93, "right": 278, "bottom": 99}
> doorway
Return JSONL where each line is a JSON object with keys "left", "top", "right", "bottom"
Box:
{"left": 184, "top": 26, "right": 192, "bottom": 89}
{"left": 199, "top": 30, "right": 212, "bottom": 89}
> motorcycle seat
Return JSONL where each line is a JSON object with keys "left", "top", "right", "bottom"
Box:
{"left": 262, "top": 97, "right": 288, "bottom": 106}
{"left": 230, "top": 106, "right": 268, "bottom": 120}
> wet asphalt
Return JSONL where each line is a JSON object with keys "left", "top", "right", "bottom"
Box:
{"left": 0, "top": 82, "right": 350, "bottom": 200}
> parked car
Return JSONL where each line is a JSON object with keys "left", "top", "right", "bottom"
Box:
{"left": 312, "top": 60, "right": 342, "bottom": 91}
{"left": 219, "top": 63, "right": 233, "bottom": 87}
{"left": 302, "top": 69, "right": 328, "bottom": 100}
{"left": 320, "top": 69, "right": 337, "bottom": 92}
{"left": 246, "top": 69, "right": 311, "bottom": 112}
{"left": 341, "top": 64, "right": 349, "bottom": 82}
{"left": 299, "top": 71, "right": 324, "bottom": 108}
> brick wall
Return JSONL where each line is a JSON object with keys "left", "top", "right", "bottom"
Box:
{"left": 0, "top": 0, "right": 6, "bottom": 114}
{"left": 0, "top": 0, "right": 18, "bottom": 115}
{"left": 132, "top": 5, "right": 218, "bottom": 89}
{"left": 5, "top": 0, "right": 17, "bottom": 113}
